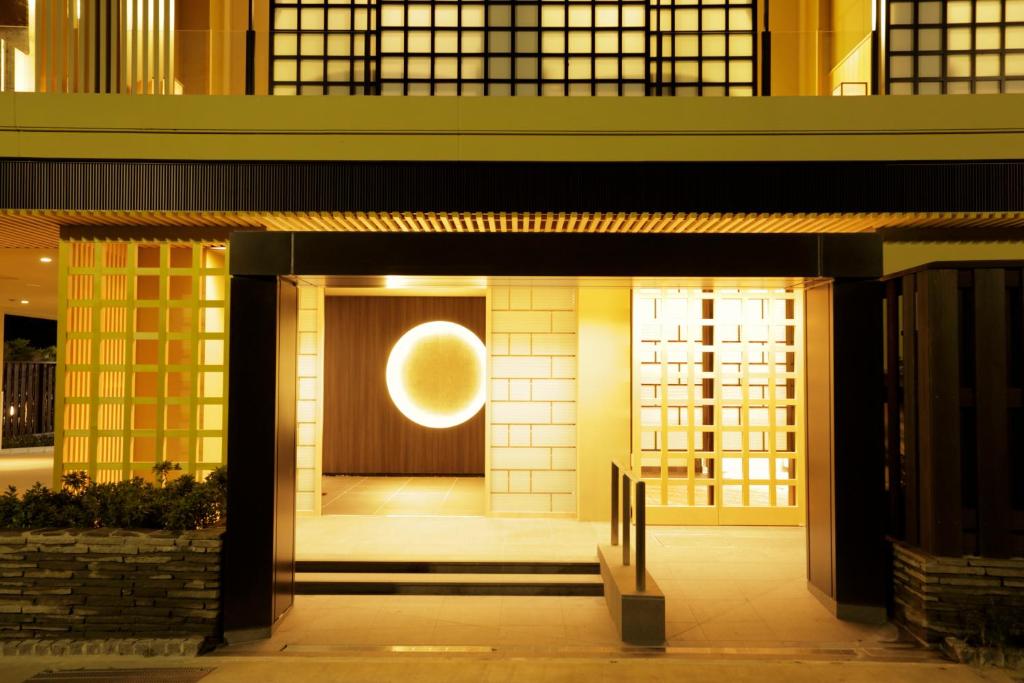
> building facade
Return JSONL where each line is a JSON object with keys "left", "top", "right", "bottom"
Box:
{"left": 0, "top": 0, "right": 1022, "bottom": 644}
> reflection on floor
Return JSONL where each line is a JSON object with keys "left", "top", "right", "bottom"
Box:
{"left": 298, "top": 514, "right": 604, "bottom": 562}
{"left": 0, "top": 447, "right": 53, "bottom": 492}
{"left": 293, "top": 520, "right": 901, "bottom": 648}
{"left": 322, "top": 475, "right": 485, "bottom": 516}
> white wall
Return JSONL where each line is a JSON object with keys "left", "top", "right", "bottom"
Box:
{"left": 295, "top": 284, "right": 323, "bottom": 514}
{"left": 489, "top": 286, "right": 577, "bottom": 514}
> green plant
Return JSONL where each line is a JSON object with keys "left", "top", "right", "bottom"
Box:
{"left": 61, "top": 470, "right": 89, "bottom": 493}
{"left": 0, "top": 487, "right": 23, "bottom": 528}
{"left": 152, "top": 460, "right": 182, "bottom": 487}
{"left": 2, "top": 339, "right": 56, "bottom": 362}
{"left": 2, "top": 433, "right": 55, "bottom": 449}
{"left": 0, "top": 464, "right": 227, "bottom": 531}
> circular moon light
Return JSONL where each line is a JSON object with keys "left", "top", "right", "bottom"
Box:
{"left": 386, "top": 321, "right": 486, "bottom": 429}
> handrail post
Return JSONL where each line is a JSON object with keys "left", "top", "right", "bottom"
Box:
{"left": 611, "top": 463, "right": 619, "bottom": 546}
{"left": 635, "top": 480, "right": 646, "bottom": 592}
{"left": 622, "top": 473, "right": 631, "bottom": 566}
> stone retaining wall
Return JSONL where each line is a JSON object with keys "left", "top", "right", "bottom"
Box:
{"left": 893, "top": 542, "right": 1024, "bottom": 644}
{"left": 0, "top": 528, "right": 222, "bottom": 641}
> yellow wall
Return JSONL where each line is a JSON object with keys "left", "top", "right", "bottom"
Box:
{"left": 770, "top": 0, "right": 803, "bottom": 95}
{"left": 576, "top": 287, "right": 631, "bottom": 521}
{"left": 2, "top": 93, "right": 1023, "bottom": 162}
{"left": 884, "top": 241, "right": 1024, "bottom": 274}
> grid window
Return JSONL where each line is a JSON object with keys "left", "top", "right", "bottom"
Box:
{"left": 376, "top": 0, "right": 649, "bottom": 95}
{"left": 271, "top": 0, "right": 757, "bottom": 95}
{"left": 648, "top": 0, "right": 757, "bottom": 96}
{"left": 888, "top": 0, "right": 1024, "bottom": 94}
{"left": 271, "top": 0, "right": 379, "bottom": 95}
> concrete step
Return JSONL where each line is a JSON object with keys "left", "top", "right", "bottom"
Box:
{"left": 295, "top": 560, "right": 600, "bottom": 575}
{"left": 294, "top": 560, "right": 604, "bottom": 596}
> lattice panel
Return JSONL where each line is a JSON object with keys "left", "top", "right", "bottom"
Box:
{"left": 55, "top": 241, "right": 229, "bottom": 484}
{"left": 888, "top": 0, "right": 1024, "bottom": 94}
{"left": 271, "top": 0, "right": 379, "bottom": 95}
{"left": 631, "top": 287, "right": 804, "bottom": 525}
{"left": 270, "top": 0, "right": 756, "bottom": 95}
{"left": 648, "top": 0, "right": 757, "bottom": 96}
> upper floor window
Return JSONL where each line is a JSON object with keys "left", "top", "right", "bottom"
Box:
{"left": 888, "top": 0, "right": 1024, "bottom": 94}
{"left": 269, "top": 0, "right": 758, "bottom": 95}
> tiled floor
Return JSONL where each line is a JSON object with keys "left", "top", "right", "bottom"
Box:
{"left": 297, "top": 512, "right": 605, "bottom": 562}
{"left": 292, "top": 519, "right": 902, "bottom": 649}
{"left": 322, "top": 475, "right": 485, "bottom": 516}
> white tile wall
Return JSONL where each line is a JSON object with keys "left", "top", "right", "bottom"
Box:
{"left": 489, "top": 286, "right": 577, "bottom": 514}
{"left": 295, "top": 284, "right": 323, "bottom": 514}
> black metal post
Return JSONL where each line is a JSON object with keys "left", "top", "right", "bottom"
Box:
{"left": 870, "top": 0, "right": 881, "bottom": 94}
{"left": 611, "top": 463, "right": 619, "bottom": 546}
{"left": 760, "top": 0, "right": 771, "bottom": 95}
{"left": 636, "top": 481, "right": 646, "bottom": 591}
{"left": 245, "top": 0, "right": 256, "bottom": 95}
{"left": 622, "top": 474, "right": 631, "bottom": 566}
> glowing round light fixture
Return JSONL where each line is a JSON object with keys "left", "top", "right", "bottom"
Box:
{"left": 386, "top": 321, "right": 486, "bottom": 429}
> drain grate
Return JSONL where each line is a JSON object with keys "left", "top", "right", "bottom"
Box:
{"left": 27, "top": 668, "right": 213, "bottom": 683}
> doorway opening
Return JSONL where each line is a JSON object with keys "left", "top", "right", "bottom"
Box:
{"left": 320, "top": 290, "right": 487, "bottom": 518}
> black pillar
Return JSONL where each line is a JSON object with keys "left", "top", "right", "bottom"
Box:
{"left": 805, "top": 279, "right": 887, "bottom": 622}
{"left": 223, "top": 275, "right": 298, "bottom": 643}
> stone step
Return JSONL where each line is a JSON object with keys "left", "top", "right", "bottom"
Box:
{"left": 294, "top": 571, "right": 603, "bottom": 596}
{"left": 295, "top": 560, "right": 600, "bottom": 575}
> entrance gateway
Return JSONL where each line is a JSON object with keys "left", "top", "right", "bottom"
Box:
{"left": 223, "top": 231, "right": 884, "bottom": 643}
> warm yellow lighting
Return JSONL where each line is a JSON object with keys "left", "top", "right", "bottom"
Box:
{"left": 39, "top": 256, "right": 52, "bottom": 264}
{"left": 385, "top": 275, "right": 413, "bottom": 289}
{"left": 19, "top": 299, "right": 29, "bottom": 305}
{"left": 385, "top": 321, "right": 486, "bottom": 429}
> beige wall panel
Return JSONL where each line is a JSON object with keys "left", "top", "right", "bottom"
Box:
{"left": 576, "top": 287, "right": 631, "bottom": 521}
{"left": 829, "top": 34, "right": 871, "bottom": 93}
{"left": 4, "top": 93, "right": 1024, "bottom": 162}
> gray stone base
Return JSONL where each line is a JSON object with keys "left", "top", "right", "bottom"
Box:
{"left": 0, "top": 636, "right": 209, "bottom": 656}
{"left": 893, "top": 542, "right": 1024, "bottom": 645}
{"left": 597, "top": 544, "right": 665, "bottom": 646}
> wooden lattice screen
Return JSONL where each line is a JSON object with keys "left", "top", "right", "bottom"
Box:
{"left": 631, "top": 287, "right": 804, "bottom": 525}
{"left": 55, "top": 241, "right": 229, "bottom": 484}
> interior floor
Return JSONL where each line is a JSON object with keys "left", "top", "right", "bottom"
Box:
{"left": 322, "top": 475, "right": 485, "bottom": 516}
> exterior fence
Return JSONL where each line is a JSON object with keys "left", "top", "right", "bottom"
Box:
{"left": 1, "top": 361, "right": 56, "bottom": 441}
{"left": 883, "top": 262, "right": 1024, "bottom": 559}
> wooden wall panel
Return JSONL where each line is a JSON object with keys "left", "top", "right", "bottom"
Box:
{"left": 274, "top": 279, "right": 296, "bottom": 625}
{"left": 804, "top": 283, "right": 835, "bottom": 602}
{"left": 975, "top": 269, "right": 1010, "bottom": 556}
{"left": 916, "top": 270, "right": 962, "bottom": 556}
{"left": 887, "top": 265, "right": 1024, "bottom": 558}
{"left": 323, "top": 296, "right": 485, "bottom": 475}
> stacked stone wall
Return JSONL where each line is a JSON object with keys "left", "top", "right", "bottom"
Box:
{"left": 0, "top": 528, "right": 222, "bottom": 641}
{"left": 893, "top": 542, "right": 1024, "bottom": 644}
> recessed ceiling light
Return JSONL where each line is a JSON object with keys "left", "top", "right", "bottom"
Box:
{"left": 19, "top": 299, "right": 29, "bottom": 305}
{"left": 39, "top": 256, "right": 52, "bottom": 264}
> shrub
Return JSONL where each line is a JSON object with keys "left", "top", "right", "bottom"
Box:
{"left": 2, "top": 433, "right": 55, "bottom": 449}
{"left": 0, "top": 464, "right": 226, "bottom": 531}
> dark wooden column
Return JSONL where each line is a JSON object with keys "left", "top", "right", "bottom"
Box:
{"left": 806, "top": 279, "right": 887, "bottom": 622}
{"left": 916, "top": 270, "right": 963, "bottom": 556}
{"left": 223, "top": 275, "right": 297, "bottom": 643}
